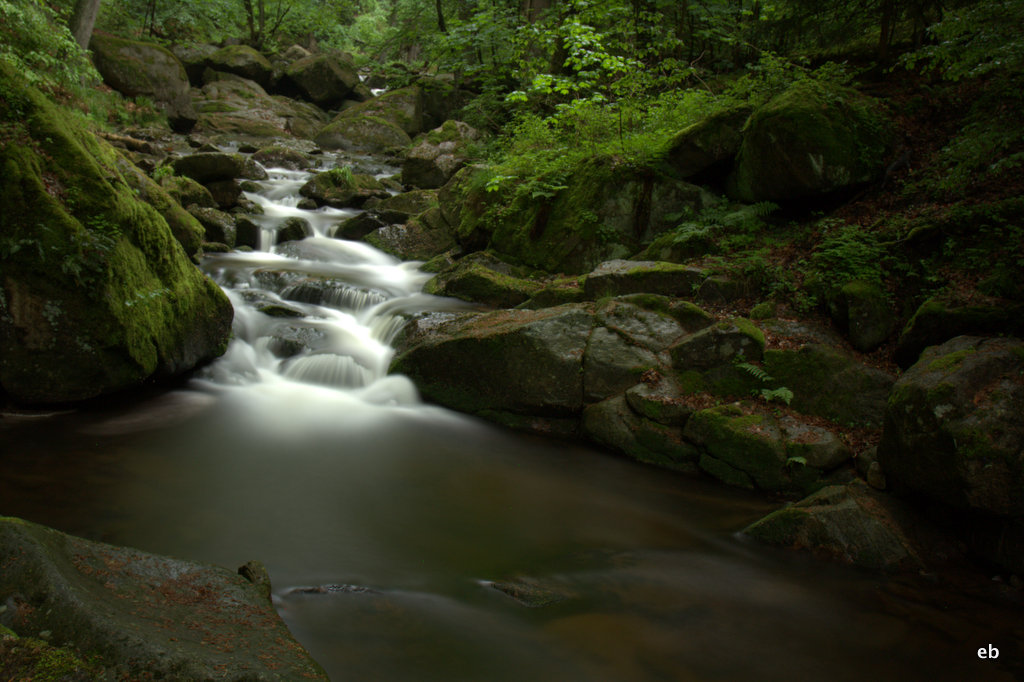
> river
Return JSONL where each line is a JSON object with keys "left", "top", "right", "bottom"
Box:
{"left": 0, "top": 155, "right": 1018, "bottom": 681}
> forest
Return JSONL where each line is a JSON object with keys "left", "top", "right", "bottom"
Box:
{"left": 1, "top": 0, "right": 1023, "bottom": 680}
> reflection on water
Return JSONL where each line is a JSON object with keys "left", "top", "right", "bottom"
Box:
{"left": 1, "top": 160, "right": 1019, "bottom": 681}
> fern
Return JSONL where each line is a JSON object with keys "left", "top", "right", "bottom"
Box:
{"left": 760, "top": 386, "right": 794, "bottom": 405}
{"left": 735, "top": 360, "right": 773, "bottom": 384}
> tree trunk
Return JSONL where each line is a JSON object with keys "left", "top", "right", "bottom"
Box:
{"left": 436, "top": 0, "right": 447, "bottom": 33}
{"left": 70, "top": 0, "right": 102, "bottom": 49}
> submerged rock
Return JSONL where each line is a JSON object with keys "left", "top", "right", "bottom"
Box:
{"left": 0, "top": 517, "right": 327, "bottom": 679}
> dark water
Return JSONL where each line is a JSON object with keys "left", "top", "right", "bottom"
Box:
{"left": 1, "top": 393, "right": 1019, "bottom": 682}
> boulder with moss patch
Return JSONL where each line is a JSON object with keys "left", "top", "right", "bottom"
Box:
{"left": 0, "top": 65, "right": 232, "bottom": 405}
{"left": 205, "top": 45, "right": 273, "bottom": 86}
{"left": 300, "top": 168, "right": 389, "bottom": 208}
{"left": 728, "top": 80, "right": 891, "bottom": 202}
{"left": 893, "top": 296, "right": 1024, "bottom": 369}
{"left": 582, "top": 259, "right": 707, "bottom": 299}
{"left": 423, "top": 253, "right": 541, "bottom": 308}
{"left": 315, "top": 115, "right": 412, "bottom": 153}
{"left": 583, "top": 395, "right": 701, "bottom": 472}
{"left": 89, "top": 32, "right": 196, "bottom": 132}
{"left": 661, "top": 105, "right": 752, "bottom": 179}
{"left": 0, "top": 517, "right": 327, "bottom": 679}
{"left": 828, "top": 279, "right": 898, "bottom": 352}
{"left": 402, "top": 121, "right": 480, "bottom": 189}
{"left": 281, "top": 52, "right": 360, "bottom": 108}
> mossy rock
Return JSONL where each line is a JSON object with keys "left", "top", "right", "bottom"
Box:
{"left": 879, "top": 335, "right": 1024, "bottom": 520}
{"left": 299, "top": 168, "right": 389, "bottom": 208}
{"left": 314, "top": 114, "right": 412, "bottom": 153}
{"left": 423, "top": 253, "right": 541, "bottom": 307}
{"left": 728, "top": 80, "right": 891, "bottom": 202}
{"left": 582, "top": 259, "right": 707, "bottom": 299}
{"left": 334, "top": 86, "right": 425, "bottom": 135}
{"left": 390, "top": 305, "right": 595, "bottom": 417}
{"left": 582, "top": 395, "right": 701, "bottom": 473}
{"left": 0, "top": 64, "right": 232, "bottom": 405}
{"left": 684, "top": 405, "right": 790, "bottom": 491}
{"left": 373, "top": 189, "right": 438, "bottom": 221}
{"left": 187, "top": 206, "right": 236, "bottom": 246}
{"left": 364, "top": 209, "right": 456, "bottom": 261}
{"left": 763, "top": 343, "right": 895, "bottom": 428}
{"left": 251, "top": 145, "right": 312, "bottom": 170}
{"left": 206, "top": 44, "right": 273, "bottom": 86}
{"left": 660, "top": 105, "right": 753, "bottom": 179}
{"left": 670, "top": 317, "right": 765, "bottom": 372}
{"left": 0, "top": 517, "right": 327, "bottom": 679}
{"left": 828, "top": 279, "right": 897, "bottom": 352}
{"left": 160, "top": 173, "right": 217, "bottom": 209}
{"left": 894, "top": 296, "right": 1024, "bottom": 368}
{"left": 170, "top": 151, "right": 266, "bottom": 184}
{"left": 282, "top": 52, "right": 360, "bottom": 108}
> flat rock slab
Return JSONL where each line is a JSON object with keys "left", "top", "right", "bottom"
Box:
{"left": 0, "top": 517, "right": 327, "bottom": 680}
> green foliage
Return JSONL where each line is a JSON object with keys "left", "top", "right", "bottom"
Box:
{"left": 735, "top": 357, "right": 793, "bottom": 405}
{"left": 809, "top": 219, "right": 889, "bottom": 288}
{"left": 0, "top": 0, "right": 99, "bottom": 92}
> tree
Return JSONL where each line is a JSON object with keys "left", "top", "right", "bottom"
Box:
{"left": 70, "top": 0, "right": 102, "bottom": 48}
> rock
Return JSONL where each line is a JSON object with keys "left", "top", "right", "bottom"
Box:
{"left": 728, "top": 80, "right": 891, "bottom": 202}
{"left": 894, "top": 296, "right": 1024, "bottom": 368}
{"left": 170, "top": 152, "right": 267, "bottom": 184}
{"left": 206, "top": 44, "right": 273, "bottom": 87}
{"left": 391, "top": 305, "right": 595, "bottom": 417}
{"left": 364, "top": 209, "right": 457, "bottom": 261}
{"left": 0, "top": 66, "right": 232, "bottom": 404}
{"left": 281, "top": 52, "right": 360, "bottom": 108}
{"left": 314, "top": 114, "right": 412, "bottom": 153}
{"left": 402, "top": 120, "right": 480, "bottom": 189}
{"left": 89, "top": 32, "right": 197, "bottom": 132}
{"left": 205, "top": 179, "right": 242, "bottom": 208}
{"left": 299, "top": 168, "right": 389, "bottom": 208}
{"left": 879, "top": 336, "right": 1024, "bottom": 518}
{"left": 336, "top": 212, "right": 387, "bottom": 240}
{"left": 170, "top": 42, "right": 219, "bottom": 85}
{"left": 372, "top": 189, "right": 438, "bottom": 223}
{"left": 670, "top": 318, "right": 765, "bottom": 371}
{"left": 583, "top": 326, "right": 662, "bottom": 402}
{"left": 423, "top": 252, "right": 540, "bottom": 307}
{"left": 625, "top": 374, "right": 695, "bottom": 426}
{"left": 336, "top": 86, "right": 425, "bottom": 135}
{"left": 582, "top": 395, "right": 701, "bottom": 472}
{"left": 160, "top": 173, "right": 217, "bottom": 208}
{"left": 276, "top": 216, "right": 314, "bottom": 244}
{"left": 662, "top": 105, "right": 752, "bottom": 179}
{"left": 187, "top": 206, "right": 236, "bottom": 246}
{"left": 192, "top": 76, "right": 329, "bottom": 140}
{"left": 582, "top": 259, "right": 707, "bottom": 299}
{"left": 778, "top": 416, "right": 853, "bottom": 470}
{"left": 742, "top": 482, "right": 955, "bottom": 572}
{"left": 0, "top": 517, "right": 327, "bottom": 679}
{"left": 763, "top": 343, "right": 895, "bottom": 428}
{"left": 234, "top": 216, "right": 263, "bottom": 249}
{"left": 829, "top": 279, "right": 898, "bottom": 352}
{"left": 251, "top": 144, "right": 312, "bottom": 170}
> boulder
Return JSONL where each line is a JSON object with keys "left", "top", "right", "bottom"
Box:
{"left": 335, "top": 86, "right": 425, "bottom": 135}
{"left": 251, "top": 144, "right": 312, "bottom": 170}
{"left": 170, "top": 42, "right": 219, "bottom": 85}
{"left": 159, "top": 173, "right": 217, "bottom": 208}
{"left": 206, "top": 44, "right": 273, "bottom": 87}
{"left": 281, "top": 52, "right": 360, "bottom": 107}
{"left": 187, "top": 206, "right": 236, "bottom": 246}
{"left": 894, "top": 296, "right": 1024, "bottom": 368}
{"left": 402, "top": 120, "right": 480, "bottom": 189}
{"left": 582, "top": 259, "right": 707, "bottom": 299}
{"left": 170, "top": 151, "right": 267, "bottom": 184}
{"left": 423, "top": 252, "right": 540, "bottom": 307}
{"left": 391, "top": 305, "right": 595, "bottom": 417}
{"left": 670, "top": 318, "right": 766, "bottom": 371}
{"left": 192, "top": 75, "right": 329, "bottom": 139}
{"left": 0, "top": 517, "right": 327, "bottom": 679}
{"left": 89, "top": 32, "right": 196, "bottom": 132}
{"left": 661, "top": 105, "right": 752, "bottom": 179}
{"left": 879, "top": 336, "right": 1024, "bottom": 518}
{"left": 299, "top": 168, "right": 389, "bottom": 208}
{"left": 728, "top": 80, "right": 891, "bottom": 202}
{"left": 0, "top": 65, "right": 232, "bottom": 404}
{"left": 314, "top": 114, "right": 412, "bottom": 153}
{"left": 370, "top": 189, "right": 438, "bottom": 223}
{"left": 582, "top": 395, "right": 701, "bottom": 472}
{"left": 828, "top": 279, "right": 898, "bottom": 352}
{"left": 742, "top": 482, "right": 955, "bottom": 572}
{"left": 276, "top": 216, "right": 314, "bottom": 244}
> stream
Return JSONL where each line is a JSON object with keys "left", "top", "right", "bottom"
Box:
{"left": 1, "top": 153, "right": 1019, "bottom": 681}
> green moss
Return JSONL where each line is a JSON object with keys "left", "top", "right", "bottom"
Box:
{"left": 684, "top": 406, "right": 790, "bottom": 491}
{"left": 732, "top": 317, "right": 766, "bottom": 352}
{"left": 927, "top": 348, "right": 977, "bottom": 373}
{"left": 743, "top": 506, "right": 811, "bottom": 546}
{"left": 675, "top": 369, "right": 707, "bottom": 394}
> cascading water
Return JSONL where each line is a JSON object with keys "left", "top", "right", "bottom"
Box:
{"left": 1, "top": 154, "right": 1018, "bottom": 682}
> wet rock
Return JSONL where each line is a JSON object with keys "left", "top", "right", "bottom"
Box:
{"left": 160, "top": 173, "right": 217, "bottom": 208}
{"left": 264, "top": 325, "right": 329, "bottom": 357}
{"left": 401, "top": 120, "right": 480, "bottom": 189}
{"left": 234, "top": 215, "right": 262, "bottom": 249}
{"left": 205, "top": 179, "right": 242, "bottom": 208}
{"left": 276, "top": 216, "right": 314, "bottom": 244}
{"left": 171, "top": 152, "right": 267, "bottom": 184}
{"left": 894, "top": 296, "right": 1024, "bottom": 368}
{"left": 251, "top": 144, "right": 312, "bottom": 170}
{"left": 187, "top": 205, "right": 236, "bottom": 246}
{"left": 336, "top": 212, "right": 387, "bottom": 240}
{"left": 89, "top": 33, "right": 197, "bottom": 132}
{"left": 742, "top": 482, "right": 956, "bottom": 572}
{"left": 583, "top": 395, "right": 700, "bottom": 473}
{"left": 0, "top": 517, "right": 326, "bottom": 679}
{"left": 365, "top": 209, "right": 457, "bottom": 261}
{"left": 300, "top": 168, "right": 389, "bottom": 208}
{"left": 423, "top": 253, "right": 541, "bottom": 308}
{"left": 391, "top": 305, "right": 594, "bottom": 417}
{"left": 728, "top": 80, "right": 891, "bottom": 202}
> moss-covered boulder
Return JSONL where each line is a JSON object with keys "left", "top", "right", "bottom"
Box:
{"left": 299, "top": 168, "right": 389, "bottom": 208}
{"left": 89, "top": 32, "right": 196, "bottom": 132}
{"left": 112, "top": 157, "right": 205, "bottom": 259}
{"left": 728, "top": 80, "right": 891, "bottom": 202}
{"left": 582, "top": 259, "right": 707, "bottom": 299}
{"left": 251, "top": 144, "right": 313, "bottom": 170}
{"left": 670, "top": 317, "right": 765, "bottom": 371}
{"left": 281, "top": 52, "right": 360, "bottom": 108}
{"left": 828, "top": 279, "right": 898, "bottom": 352}
{"left": 187, "top": 205, "right": 236, "bottom": 246}
{"left": 583, "top": 394, "right": 701, "bottom": 472}
{"left": 742, "top": 482, "right": 954, "bottom": 572}
{"left": 0, "top": 517, "right": 327, "bottom": 679}
{"left": 170, "top": 151, "right": 266, "bottom": 184}
{"left": 893, "top": 296, "right": 1024, "bottom": 368}
{"left": 206, "top": 44, "right": 273, "bottom": 86}
{"left": 423, "top": 252, "right": 539, "bottom": 307}
{"left": 880, "top": 336, "right": 1024, "bottom": 519}
{"left": 170, "top": 42, "right": 219, "bottom": 85}
{"left": 370, "top": 189, "right": 438, "bottom": 223}
{"left": 402, "top": 120, "right": 480, "bottom": 189}
{"left": 335, "top": 86, "right": 425, "bottom": 135}
{"left": 763, "top": 343, "right": 895, "bottom": 428}
{"left": 391, "top": 305, "right": 595, "bottom": 417}
{"left": 661, "top": 105, "right": 752, "bottom": 179}
{"left": 443, "top": 160, "right": 713, "bottom": 274}
{"left": 192, "top": 75, "right": 329, "bottom": 140}
{"left": 0, "top": 65, "right": 232, "bottom": 404}
{"left": 364, "top": 209, "right": 456, "bottom": 261}
{"left": 160, "top": 173, "right": 217, "bottom": 209}
{"left": 314, "top": 114, "right": 412, "bottom": 152}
